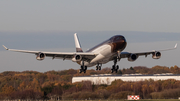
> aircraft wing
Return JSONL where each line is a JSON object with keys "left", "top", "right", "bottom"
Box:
{"left": 2, "top": 45, "right": 97, "bottom": 61}
{"left": 120, "top": 43, "right": 177, "bottom": 59}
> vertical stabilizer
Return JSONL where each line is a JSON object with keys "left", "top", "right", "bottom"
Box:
{"left": 74, "top": 33, "right": 83, "bottom": 52}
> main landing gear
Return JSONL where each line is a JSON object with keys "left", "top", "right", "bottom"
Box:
{"left": 79, "top": 59, "right": 120, "bottom": 73}
{"left": 79, "top": 61, "right": 87, "bottom": 73}
{"left": 96, "top": 64, "right": 102, "bottom": 71}
{"left": 79, "top": 66, "right": 87, "bottom": 73}
{"left": 111, "top": 58, "right": 119, "bottom": 73}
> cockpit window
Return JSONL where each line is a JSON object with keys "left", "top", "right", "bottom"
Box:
{"left": 115, "top": 37, "right": 120, "bottom": 41}
{"left": 109, "top": 35, "right": 125, "bottom": 42}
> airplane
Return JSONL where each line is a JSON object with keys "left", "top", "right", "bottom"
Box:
{"left": 3, "top": 33, "right": 177, "bottom": 73}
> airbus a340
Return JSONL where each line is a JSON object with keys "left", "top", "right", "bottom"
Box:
{"left": 3, "top": 33, "right": 177, "bottom": 73}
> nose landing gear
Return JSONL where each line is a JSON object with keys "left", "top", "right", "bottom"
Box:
{"left": 96, "top": 64, "right": 102, "bottom": 71}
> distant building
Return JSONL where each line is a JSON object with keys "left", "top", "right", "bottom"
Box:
{"left": 72, "top": 73, "right": 180, "bottom": 85}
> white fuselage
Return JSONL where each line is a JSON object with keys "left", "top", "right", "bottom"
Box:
{"left": 76, "top": 35, "right": 127, "bottom": 68}
{"left": 80, "top": 44, "right": 116, "bottom": 67}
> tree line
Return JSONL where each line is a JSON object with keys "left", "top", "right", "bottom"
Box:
{"left": 0, "top": 65, "right": 179, "bottom": 100}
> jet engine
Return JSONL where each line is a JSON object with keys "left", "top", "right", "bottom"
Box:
{"left": 72, "top": 55, "right": 82, "bottom": 62}
{"left": 152, "top": 51, "right": 161, "bottom": 59}
{"left": 128, "top": 54, "right": 138, "bottom": 62}
{"left": 36, "top": 52, "right": 46, "bottom": 60}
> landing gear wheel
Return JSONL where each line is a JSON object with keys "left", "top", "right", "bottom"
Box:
{"left": 115, "top": 69, "right": 118, "bottom": 73}
{"left": 96, "top": 64, "right": 102, "bottom": 71}
{"left": 116, "top": 65, "right": 119, "bottom": 70}
{"left": 84, "top": 66, "right": 87, "bottom": 71}
{"left": 81, "top": 66, "right": 83, "bottom": 70}
{"left": 80, "top": 66, "right": 87, "bottom": 73}
{"left": 96, "top": 66, "right": 98, "bottom": 71}
{"left": 112, "top": 65, "right": 115, "bottom": 69}
{"left": 111, "top": 65, "right": 115, "bottom": 73}
{"left": 84, "top": 66, "right": 87, "bottom": 73}
{"left": 79, "top": 69, "right": 82, "bottom": 73}
{"left": 79, "top": 60, "right": 87, "bottom": 73}
{"left": 115, "top": 65, "right": 119, "bottom": 73}
{"left": 111, "top": 57, "right": 120, "bottom": 73}
{"left": 111, "top": 69, "right": 114, "bottom": 73}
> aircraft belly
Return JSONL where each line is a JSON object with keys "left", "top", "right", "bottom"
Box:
{"left": 87, "top": 44, "right": 112, "bottom": 66}
{"left": 86, "top": 54, "right": 112, "bottom": 67}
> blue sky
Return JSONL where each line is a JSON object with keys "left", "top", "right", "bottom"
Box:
{"left": 0, "top": 0, "right": 180, "bottom": 72}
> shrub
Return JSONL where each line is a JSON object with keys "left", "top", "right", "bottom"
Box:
{"left": 151, "top": 88, "right": 180, "bottom": 99}
{"left": 108, "top": 91, "right": 135, "bottom": 99}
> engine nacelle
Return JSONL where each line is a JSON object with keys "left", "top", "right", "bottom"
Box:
{"left": 128, "top": 54, "right": 138, "bottom": 62}
{"left": 72, "top": 55, "right": 82, "bottom": 62}
{"left": 36, "top": 52, "right": 46, "bottom": 60}
{"left": 152, "top": 51, "right": 161, "bottom": 59}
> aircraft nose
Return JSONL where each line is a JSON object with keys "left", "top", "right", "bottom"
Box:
{"left": 120, "top": 36, "right": 126, "bottom": 43}
{"left": 112, "top": 36, "right": 127, "bottom": 52}
{"left": 123, "top": 38, "right": 126, "bottom": 43}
